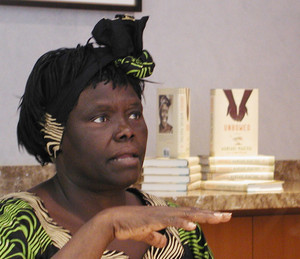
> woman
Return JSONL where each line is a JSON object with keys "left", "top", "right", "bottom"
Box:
{"left": 159, "top": 95, "right": 173, "bottom": 133}
{"left": 0, "top": 15, "right": 231, "bottom": 258}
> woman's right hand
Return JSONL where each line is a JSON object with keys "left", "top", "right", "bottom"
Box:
{"left": 53, "top": 206, "right": 231, "bottom": 258}
{"left": 104, "top": 206, "right": 231, "bottom": 248}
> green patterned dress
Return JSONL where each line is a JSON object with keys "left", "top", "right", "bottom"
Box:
{"left": 0, "top": 188, "right": 214, "bottom": 259}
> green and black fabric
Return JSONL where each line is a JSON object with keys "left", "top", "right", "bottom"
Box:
{"left": 0, "top": 190, "right": 213, "bottom": 259}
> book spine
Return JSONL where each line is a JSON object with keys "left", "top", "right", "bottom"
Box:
{"left": 141, "top": 183, "right": 187, "bottom": 191}
{"left": 187, "top": 181, "right": 201, "bottom": 191}
{"left": 187, "top": 156, "right": 200, "bottom": 166}
{"left": 200, "top": 156, "right": 275, "bottom": 166}
{"left": 177, "top": 88, "right": 190, "bottom": 157}
{"left": 200, "top": 181, "right": 247, "bottom": 192}
{"left": 143, "top": 168, "right": 189, "bottom": 175}
{"left": 202, "top": 164, "right": 274, "bottom": 173}
{"left": 188, "top": 165, "right": 201, "bottom": 174}
{"left": 202, "top": 172, "right": 274, "bottom": 180}
{"left": 143, "top": 175, "right": 190, "bottom": 183}
{"left": 146, "top": 191, "right": 187, "bottom": 197}
{"left": 190, "top": 173, "right": 201, "bottom": 182}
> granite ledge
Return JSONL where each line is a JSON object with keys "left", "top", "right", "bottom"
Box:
{"left": 164, "top": 182, "right": 300, "bottom": 215}
{"left": 1, "top": 160, "right": 299, "bottom": 215}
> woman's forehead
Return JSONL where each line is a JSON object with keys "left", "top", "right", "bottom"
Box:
{"left": 78, "top": 81, "right": 141, "bottom": 105}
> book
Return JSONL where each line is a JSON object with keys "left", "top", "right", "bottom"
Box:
{"left": 201, "top": 171, "right": 274, "bottom": 181}
{"left": 156, "top": 88, "right": 190, "bottom": 158}
{"left": 210, "top": 89, "right": 259, "bottom": 156}
{"left": 199, "top": 155, "right": 275, "bottom": 166}
{"left": 143, "top": 172, "right": 201, "bottom": 184}
{"left": 201, "top": 164, "right": 275, "bottom": 174}
{"left": 143, "top": 156, "right": 200, "bottom": 168}
{"left": 145, "top": 190, "right": 188, "bottom": 197}
{"left": 189, "top": 180, "right": 284, "bottom": 193}
{"left": 141, "top": 182, "right": 194, "bottom": 192}
{"left": 143, "top": 165, "right": 201, "bottom": 176}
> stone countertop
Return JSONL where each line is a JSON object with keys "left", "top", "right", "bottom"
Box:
{"left": 163, "top": 160, "right": 300, "bottom": 215}
{"left": 164, "top": 181, "right": 300, "bottom": 215}
{"left": 1, "top": 160, "right": 299, "bottom": 216}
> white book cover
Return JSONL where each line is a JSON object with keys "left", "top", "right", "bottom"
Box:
{"left": 210, "top": 89, "right": 259, "bottom": 156}
{"left": 143, "top": 156, "right": 199, "bottom": 168}
{"left": 143, "top": 165, "right": 201, "bottom": 175}
{"left": 156, "top": 88, "right": 190, "bottom": 158}
{"left": 143, "top": 173, "right": 201, "bottom": 184}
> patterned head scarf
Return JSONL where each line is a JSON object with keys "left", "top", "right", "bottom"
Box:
{"left": 17, "top": 14, "right": 155, "bottom": 165}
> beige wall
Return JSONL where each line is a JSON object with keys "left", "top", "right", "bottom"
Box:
{"left": 0, "top": 0, "right": 300, "bottom": 165}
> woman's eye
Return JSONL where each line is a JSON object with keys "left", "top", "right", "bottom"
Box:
{"left": 129, "top": 112, "right": 141, "bottom": 120}
{"left": 93, "top": 116, "right": 108, "bottom": 123}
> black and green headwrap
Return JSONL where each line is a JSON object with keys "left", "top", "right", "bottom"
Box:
{"left": 17, "top": 14, "right": 155, "bottom": 164}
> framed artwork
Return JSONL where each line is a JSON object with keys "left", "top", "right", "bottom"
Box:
{"left": 0, "top": 0, "right": 142, "bottom": 11}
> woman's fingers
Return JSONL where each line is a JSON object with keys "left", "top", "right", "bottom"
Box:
{"left": 177, "top": 207, "right": 232, "bottom": 224}
{"left": 143, "top": 231, "right": 167, "bottom": 248}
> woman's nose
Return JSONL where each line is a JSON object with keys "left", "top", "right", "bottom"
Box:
{"left": 113, "top": 119, "right": 134, "bottom": 142}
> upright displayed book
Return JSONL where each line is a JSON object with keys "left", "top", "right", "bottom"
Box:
{"left": 141, "top": 156, "right": 201, "bottom": 197}
{"left": 210, "top": 89, "right": 259, "bottom": 156}
{"left": 156, "top": 88, "right": 190, "bottom": 158}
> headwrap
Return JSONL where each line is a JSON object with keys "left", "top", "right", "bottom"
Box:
{"left": 20, "top": 14, "right": 155, "bottom": 163}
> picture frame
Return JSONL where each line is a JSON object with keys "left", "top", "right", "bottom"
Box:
{"left": 0, "top": 0, "right": 142, "bottom": 11}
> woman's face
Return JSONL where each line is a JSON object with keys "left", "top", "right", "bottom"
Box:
{"left": 58, "top": 81, "right": 148, "bottom": 191}
{"left": 159, "top": 103, "right": 169, "bottom": 126}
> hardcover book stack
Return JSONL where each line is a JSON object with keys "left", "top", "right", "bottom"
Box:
{"left": 141, "top": 157, "right": 201, "bottom": 196}
{"left": 192, "top": 154, "right": 284, "bottom": 193}
{"left": 199, "top": 155, "right": 276, "bottom": 181}
{"left": 194, "top": 88, "right": 284, "bottom": 193}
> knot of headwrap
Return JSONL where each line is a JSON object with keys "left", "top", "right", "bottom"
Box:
{"left": 91, "top": 14, "right": 155, "bottom": 77}
{"left": 114, "top": 50, "right": 155, "bottom": 78}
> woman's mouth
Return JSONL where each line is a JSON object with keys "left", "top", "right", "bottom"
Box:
{"left": 109, "top": 153, "right": 140, "bottom": 167}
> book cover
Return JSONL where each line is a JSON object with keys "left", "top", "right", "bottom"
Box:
{"left": 201, "top": 171, "right": 274, "bottom": 181}
{"left": 189, "top": 180, "right": 284, "bottom": 193}
{"left": 201, "top": 164, "right": 274, "bottom": 174}
{"left": 143, "top": 156, "right": 199, "bottom": 168}
{"left": 141, "top": 182, "right": 190, "bottom": 191}
{"left": 199, "top": 155, "right": 275, "bottom": 166}
{"left": 143, "top": 165, "right": 201, "bottom": 176}
{"left": 210, "top": 89, "right": 259, "bottom": 156}
{"left": 156, "top": 88, "right": 190, "bottom": 158}
{"left": 143, "top": 172, "right": 201, "bottom": 184}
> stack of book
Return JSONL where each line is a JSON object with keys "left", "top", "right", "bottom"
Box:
{"left": 141, "top": 156, "right": 201, "bottom": 196}
{"left": 192, "top": 154, "right": 284, "bottom": 193}
{"left": 200, "top": 155, "right": 276, "bottom": 181}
